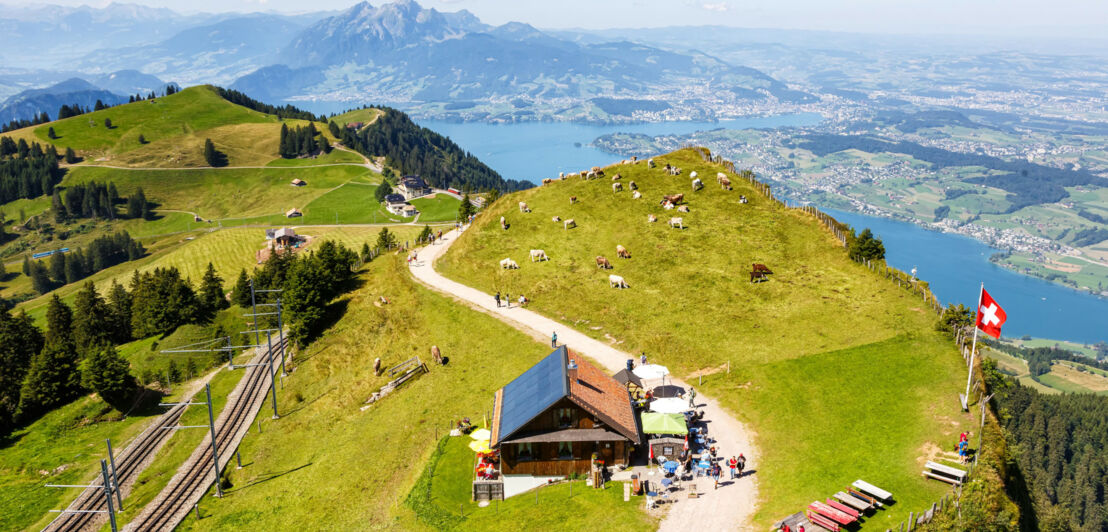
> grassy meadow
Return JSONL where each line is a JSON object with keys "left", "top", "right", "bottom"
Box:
{"left": 169, "top": 255, "right": 653, "bottom": 530}
{"left": 438, "top": 148, "right": 975, "bottom": 527}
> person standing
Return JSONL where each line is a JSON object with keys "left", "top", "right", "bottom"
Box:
{"left": 737, "top": 453, "right": 746, "bottom": 477}
{"left": 495, "top": 292, "right": 501, "bottom": 308}
{"left": 639, "top": 352, "right": 647, "bottom": 366}
{"left": 728, "top": 456, "right": 738, "bottom": 479}
{"left": 711, "top": 462, "right": 722, "bottom": 489}
{"left": 688, "top": 387, "right": 697, "bottom": 408}
{"left": 551, "top": 331, "right": 558, "bottom": 348}
{"left": 505, "top": 292, "right": 511, "bottom": 308}
{"left": 518, "top": 294, "right": 526, "bottom": 307}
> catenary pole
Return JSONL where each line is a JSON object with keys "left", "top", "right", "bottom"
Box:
{"left": 100, "top": 460, "right": 117, "bottom": 532}
{"left": 964, "top": 282, "right": 984, "bottom": 405}
{"left": 105, "top": 439, "right": 123, "bottom": 510}
{"left": 205, "top": 384, "right": 223, "bottom": 497}
{"left": 266, "top": 330, "right": 279, "bottom": 419}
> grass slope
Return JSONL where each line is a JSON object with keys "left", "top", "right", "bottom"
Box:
{"left": 173, "top": 255, "right": 653, "bottom": 530}
{"left": 439, "top": 148, "right": 974, "bottom": 527}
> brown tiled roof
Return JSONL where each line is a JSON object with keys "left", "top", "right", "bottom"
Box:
{"left": 567, "top": 351, "right": 640, "bottom": 444}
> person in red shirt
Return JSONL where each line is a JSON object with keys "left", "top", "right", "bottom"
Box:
{"left": 728, "top": 456, "right": 739, "bottom": 479}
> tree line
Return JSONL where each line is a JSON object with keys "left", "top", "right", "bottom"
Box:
{"left": 0, "top": 138, "right": 62, "bottom": 204}
{"left": 214, "top": 87, "right": 322, "bottom": 122}
{"left": 279, "top": 123, "right": 330, "bottom": 159}
{"left": 983, "top": 339, "right": 1108, "bottom": 378}
{"left": 0, "top": 261, "right": 229, "bottom": 435}
{"left": 1, "top": 111, "right": 51, "bottom": 133}
{"left": 337, "top": 107, "right": 531, "bottom": 192}
{"left": 22, "top": 231, "right": 145, "bottom": 294}
{"left": 985, "top": 363, "right": 1108, "bottom": 531}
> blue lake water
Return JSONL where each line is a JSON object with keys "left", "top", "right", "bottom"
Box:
{"left": 321, "top": 112, "right": 1105, "bottom": 344}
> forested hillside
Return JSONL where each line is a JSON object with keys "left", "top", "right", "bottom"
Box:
{"left": 339, "top": 107, "right": 531, "bottom": 192}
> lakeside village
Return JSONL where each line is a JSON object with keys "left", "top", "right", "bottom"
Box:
{"left": 390, "top": 344, "right": 944, "bottom": 531}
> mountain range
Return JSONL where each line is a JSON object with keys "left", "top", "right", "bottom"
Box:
{"left": 0, "top": 0, "right": 807, "bottom": 123}
{"left": 0, "top": 72, "right": 171, "bottom": 125}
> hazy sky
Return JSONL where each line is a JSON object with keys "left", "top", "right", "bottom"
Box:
{"left": 9, "top": 0, "right": 1108, "bottom": 37}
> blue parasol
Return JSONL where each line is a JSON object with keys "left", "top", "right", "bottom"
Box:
{"left": 662, "top": 461, "right": 680, "bottom": 473}
{"left": 697, "top": 460, "right": 711, "bottom": 469}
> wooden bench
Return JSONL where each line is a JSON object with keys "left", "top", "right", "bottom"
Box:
{"left": 806, "top": 510, "right": 841, "bottom": 531}
{"left": 833, "top": 491, "right": 872, "bottom": 512}
{"left": 846, "top": 486, "right": 881, "bottom": 508}
{"left": 852, "top": 479, "right": 893, "bottom": 503}
{"left": 826, "top": 498, "right": 860, "bottom": 520}
{"left": 809, "top": 501, "right": 856, "bottom": 525}
{"left": 923, "top": 461, "right": 967, "bottom": 485}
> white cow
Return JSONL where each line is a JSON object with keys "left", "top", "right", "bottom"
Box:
{"left": 647, "top": 214, "right": 658, "bottom": 223}
{"left": 499, "top": 258, "right": 519, "bottom": 269}
{"left": 690, "top": 171, "right": 698, "bottom": 179}
{"left": 609, "top": 274, "right": 628, "bottom": 289}
{"left": 632, "top": 191, "right": 642, "bottom": 199}
{"left": 530, "top": 249, "right": 548, "bottom": 262}
{"left": 692, "top": 178, "right": 704, "bottom": 191}
{"left": 647, "top": 158, "right": 655, "bottom": 168}
{"left": 663, "top": 201, "right": 675, "bottom": 210}
{"left": 612, "top": 182, "right": 623, "bottom": 192}
{"left": 669, "top": 217, "right": 684, "bottom": 229}
{"left": 552, "top": 216, "right": 561, "bottom": 222}
{"left": 564, "top": 218, "right": 576, "bottom": 230}
{"left": 519, "top": 202, "right": 530, "bottom": 213}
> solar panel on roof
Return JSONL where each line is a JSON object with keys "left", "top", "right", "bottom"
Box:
{"left": 497, "top": 347, "right": 568, "bottom": 442}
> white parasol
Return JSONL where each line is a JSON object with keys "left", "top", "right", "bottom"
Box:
{"left": 649, "top": 397, "right": 690, "bottom": 414}
{"left": 632, "top": 364, "right": 670, "bottom": 380}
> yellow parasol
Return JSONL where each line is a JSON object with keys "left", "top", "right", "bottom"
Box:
{"left": 470, "top": 428, "right": 491, "bottom": 441}
{"left": 468, "top": 439, "right": 491, "bottom": 453}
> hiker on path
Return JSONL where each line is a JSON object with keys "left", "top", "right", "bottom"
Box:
{"left": 505, "top": 292, "right": 511, "bottom": 308}
{"left": 518, "top": 294, "right": 527, "bottom": 307}
{"left": 495, "top": 292, "right": 501, "bottom": 308}
{"left": 737, "top": 453, "right": 746, "bottom": 477}
{"left": 711, "top": 463, "right": 722, "bottom": 489}
{"left": 640, "top": 352, "right": 647, "bottom": 366}
{"left": 688, "top": 387, "right": 697, "bottom": 408}
{"left": 551, "top": 331, "right": 557, "bottom": 348}
{"left": 728, "top": 456, "right": 738, "bottom": 479}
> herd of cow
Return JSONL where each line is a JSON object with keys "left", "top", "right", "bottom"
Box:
{"left": 501, "top": 157, "right": 773, "bottom": 288}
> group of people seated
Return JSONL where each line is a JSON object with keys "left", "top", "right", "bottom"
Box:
{"left": 457, "top": 417, "right": 473, "bottom": 434}
{"left": 475, "top": 450, "right": 499, "bottom": 480}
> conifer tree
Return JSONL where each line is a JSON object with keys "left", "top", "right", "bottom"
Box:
{"left": 29, "top": 261, "right": 52, "bottom": 294}
{"left": 64, "top": 147, "right": 77, "bottom": 164}
{"left": 22, "top": 255, "right": 30, "bottom": 276}
{"left": 48, "top": 252, "right": 66, "bottom": 284}
{"left": 103, "top": 118, "right": 112, "bottom": 129}
{"left": 107, "top": 280, "right": 132, "bottom": 343}
{"left": 458, "top": 193, "right": 475, "bottom": 221}
{"left": 47, "top": 126, "right": 57, "bottom": 139}
{"left": 232, "top": 269, "right": 252, "bottom": 308}
{"left": 81, "top": 344, "right": 134, "bottom": 408}
{"left": 199, "top": 262, "right": 227, "bottom": 319}
{"left": 137, "top": 134, "right": 146, "bottom": 145}
{"left": 0, "top": 309, "right": 43, "bottom": 432}
{"left": 18, "top": 296, "right": 82, "bottom": 419}
{"left": 203, "top": 138, "right": 220, "bottom": 167}
{"left": 73, "top": 282, "right": 110, "bottom": 355}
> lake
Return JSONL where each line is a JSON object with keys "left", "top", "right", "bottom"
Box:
{"left": 364, "top": 114, "right": 1106, "bottom": 345}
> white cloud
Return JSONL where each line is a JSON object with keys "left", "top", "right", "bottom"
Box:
{"left": 701, "top": 2, "right": 728, "bottom": 12}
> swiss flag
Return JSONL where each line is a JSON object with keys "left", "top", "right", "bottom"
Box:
{"left": 976, "top": 289, "right": 1007, "bottom": 339}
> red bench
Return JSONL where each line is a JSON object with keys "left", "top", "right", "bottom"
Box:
{"left": 809, "top": 501, "right": 856, "bottom": 525}
{"left": 826, "top": 498, "right": 861, "bottom": 520}
{"left": 806, "top": 510, "right": 841, "bottom": 531}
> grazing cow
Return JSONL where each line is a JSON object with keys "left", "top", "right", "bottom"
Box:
{"left": 719, "top": 176, "right": 732, "bottom": 190}
{"left": 596, "top": 256, "right": 612, "bottom": 269}
{"left": 690, "top": 171, "right": 698, "bottom": 179}
{"left": 692, "top": 178, "right": 704, "bottom": 191}
{"left": 669, "top": 217, "right": 684, "bottom": 229}
{"left": 559, "top": 172, "right": 565, "bottom": 179}
{"left": 662, "top": 193, "right": 684, "bottom": 205}
{"left": 374, "top": 357, "right": 382, "bottom": 376}
{"left": 621, "top": 159, "right": 629, "bottom": 165}
{"left": 750, "top": 270, "right": 768, "bottom": 283}
{"left": 579, "top": 171, "right": 588, "bottom": 178}
{"left": 613, "top": 182, "right": 623, "bottom": 192}
{"left": 500, "top": 216, "right": 508, "bottom": 230}
{"left": 530, "top": 249, "right": 548, "bottom": 262}
{"left": 647, "top": 214, "right": 658, "bottom": 223}
{"left": 570, "top": 196, "right": 577, "bottom": 204}
{"left": 587, "top": 170, "right": 598, "bottom": 179}
{"left": 500, "top": 258, "right": 519, "bottom": 269}
{"left": 611, "top": 173, "right": 622, "bottom": 181}
{"left": 632, "top": 191, "right": 642, "bottom": 199}
{"left": 616, "top": 245, "right": 631, "bottom": 259}
{"left": 647, "top": 158, "right": 656, "bottom": 168}
{"left": 631, "top": 156, "right": 638, "bottom": 163}
{"left": 666, "top": 166, "right": 682, "bottom": 176}
{"left": 552, "top": 216, "right": 561, "bottom": 222}
{"left": 717, "top": 172, "right": 728, "bottom": 182}
{"left": 431, "top": 346, "right": 443, "bottom": 365}
{"left": 752, "top": 263, "right": 774, "bottom": 274}
{"left": 564, "top": 219, "right": 576, "bottom": 230}
{"left": 609, "top": 274, "right": 629, "bottom": 289}
{"left": 519, "top": 201, "right": 530, "bottom": 213}
{"left": 542, "top": 178, "right": 552, "bottom": 185}
{"left": 591, "top": 166, "right": 604, "bottom": 178}
{"left": 677, "top": 205, "right": 690, "bottom": 212}
{"left": 629, "top": 181, "right": 637, "bottom": 190}
{"left": 663, "top": 201, "right": 675, "bottom": 210}
{"left": 739, "top": 195, "right": 748, "bottom": 204}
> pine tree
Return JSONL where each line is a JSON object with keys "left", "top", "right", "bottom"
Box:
{"left": 72, "top": 282, "right": 110, "bottom": 356}
{"left": 48, "top": 252, "right": 66, "bottom": 284}
{"left": 0, "top": 309, "right": 43, "bottom": 431}
{"left": 458, "top": 193, "right": 475, "bottom": 221}
{"left": 199, "top": 262, "right": 226, "bottom": 319}
{"left": 418, "top": 225, "right": 433, "bottom": 243}
{"left": 375, "top": 227, "right": 397, "bottom": 251}
{"left": 81, "top": 344, "right": 134, "bottom": 408}
{"left": 360, "top": 242, "right": 371, "bottom": 262}
{"left": 29, "top": 261, "right": 53, "bottom": 294}
{"left": 18, "top": 296, "right": 82, "bottom": 419}
{"left": 137, "top": 134, "right": 146, "bottom": 145}
{"left": 232, "top": 269, "right": 252, "bottom": 308}
{"left": 107, "top": 280, "right": 132, "bottom": 343}
{"left": 21, "top": 255, "right": 30, "bottom": 276}
{"left": 849, "top": 228, "right": 886, "bottom": 262}
{"left": 103, "top": 118, "right": 112, "bottom": 129}
{"left": 203, "top": 138, "right": 220, "bottom": 167}
{"left": 127, "top": 188, "right": 146, "bottom": 219}
{"left": 47, "top": 127, "right": 57, "bottom": 139}
{"left": 94, "top": 100, "right": 105, "bottom": 111}
{"left": 64, "top": 147, "right": 77, "bottom": 164}
{"left": 374, "top": 182, "right": 393, "bottom": 203}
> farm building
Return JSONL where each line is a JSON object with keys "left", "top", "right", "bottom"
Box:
{"left": 273, "top": 227, "right": 299, "bottom": 246}
{"left": 286, "top": 208, "right": 302, "bottom": 218}
{"left": 291, "top": 178, "right": 305, "bottom": 187}
{"left": 397, "top": 175, "right": 431, "bottom": 200}
{"left": 490, "top": 346, "right": 641, "bottom": 476}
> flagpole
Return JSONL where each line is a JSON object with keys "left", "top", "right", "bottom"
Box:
{"left": 964, "top": 282, "right": 984, "bottom": 406}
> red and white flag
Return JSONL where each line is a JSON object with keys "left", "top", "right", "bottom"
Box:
{"left": 975, "top": 288, "right": 1007, "bottom": 339}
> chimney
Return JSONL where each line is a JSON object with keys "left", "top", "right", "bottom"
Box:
{"left": 567, "top": 356, "right": 578, "bottom": 385}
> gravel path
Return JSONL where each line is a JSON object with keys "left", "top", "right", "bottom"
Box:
{"left": 408, "top": 227, "right": 760, "bottom": 531}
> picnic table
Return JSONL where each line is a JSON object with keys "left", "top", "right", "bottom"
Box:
{"left": 923, "top": 460, "right": 968, "bottom": 485}
{"left": 852, "top": 479, "right": 893, "bottom": 502}
{"left": 809, "top": 501, "right": 855, "bottom": 525}
{"left": 833, "top": 491, "right": 873, "bottom": 512}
